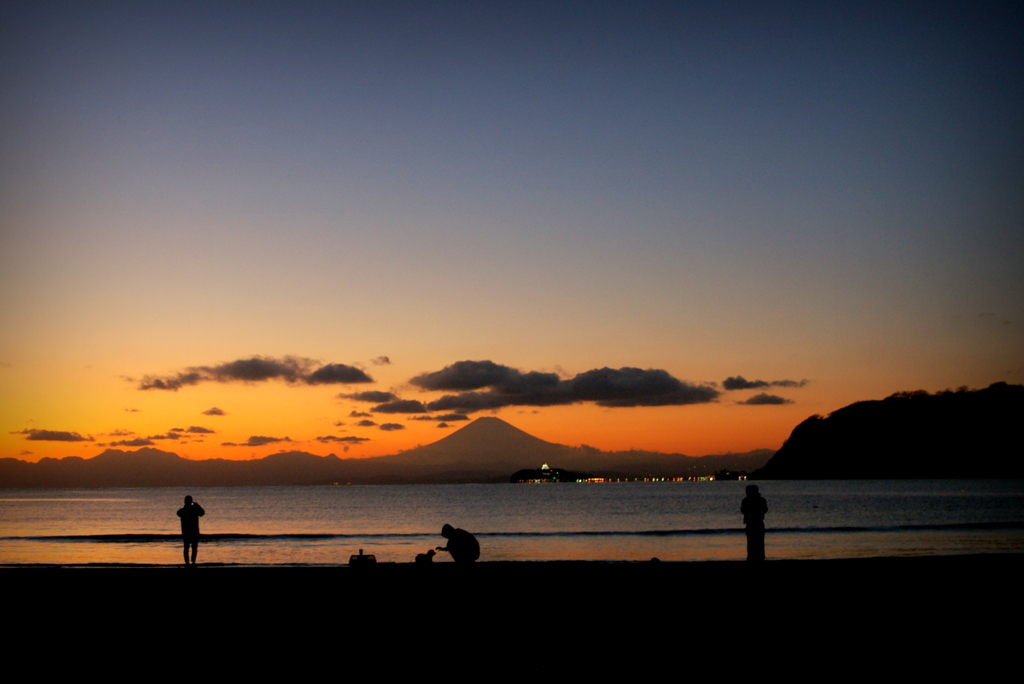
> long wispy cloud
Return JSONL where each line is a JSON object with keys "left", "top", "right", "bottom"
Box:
{"left": 409, "top": 361, "right": 718, "bottom": 412}
{"left": 409, "top": 414, "right": 470, "bottom": 422}
{"left": 738, "top": 393, "right": 793, "bottom": 405}
{"left": 371, "top": 399, "right": 428, "bottom": 414}
{"left": 12, "top": 429, "right": 94, "bottom": 442}
{"left": 722, "top": 376, "right": 808, "bottom": 390}
{"left": 142, "top": 426, "right": 216, "bottom": 441}
{"left": 316, "top": 435, "right": 369, "bottom": 444}
{"left": 182, "top": 426, "right": 215, "bottom": 434}
{"left": 341, "top": 391, "right": 399, "bottom": 403}
{"left": 111, "top": 438, "right": 155, "bottom": 447}
{"left": 222, "top": 435, "right": 292, "bottom": 447}
{"left": 138, "top": 356, "right": 373, "bottom": 390}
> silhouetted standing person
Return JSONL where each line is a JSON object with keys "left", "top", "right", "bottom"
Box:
{"left": 741, "top": 485, "right": 768, "bottom": 561}
{"left": 436, "top": 523, "right": 479, "bottom": 563}
{"left": 177, "top": 495, "right": 205, "bottom": 566}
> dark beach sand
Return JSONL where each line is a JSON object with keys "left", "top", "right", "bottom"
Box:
{"left": 8, "top": 555, "right": 1019, "bottom": 675}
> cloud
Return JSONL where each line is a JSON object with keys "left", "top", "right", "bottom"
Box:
{"left": 437, "top": 423, "right": 451, "bottom": 429}
{"left": 184, "top": 426, "right": 215, "bottom": 434}
{"left": 415, "top": 361, "right": 719, "bottom": 412}
{"left": 371, "top": 399, "right": 428, "bottom": 414}
{"left": 341, "top": 391, "right": 399, "bottom": 403}
{"left": 723, "top": 376, "right": 808, "bottom": 390}
{"left": 738, "top": 393, "right": 793, "bottom": 405}
{"left": 349, "top": 411, "right": 372, "bottom": 418}
{"left": 306, "top": 364, "right": 374, "bottom": 385}
{"left": 105, "top": 429, "right": 136, "bottom": 437}
{"left": 356, "top": 419, "right": 377, "bottom": 427}
{"left": 409, "top": 414, "right": 470, "bottom": 422}
{"left": 111, "top": 438, "right": 156, "bottom": 446}
{"left": 723, "top": 376, "right": 769, "bottom": 390}
{"left": 147, "top": 433, "right": 180, "bottom": 440}
{"left": 568, "top": 368, "right": 717, "bottom": 407}
{"left": 316, "top": 435, "right": 369, "bottom": 444}
{"left": 124, "top": 408, "right": 140, "bottom": 413}
{"left": 202, "top": 407, "right": 226, "bottom": 416}
{"left": 223, "top": 435, "right": 292, "bottom": 447}
{"left": 379, "top": 423, "right": 405, "bottom": 431}
{"left": 19, "top": 450, "right": 33, "bottom": 455}
{"left": 13, "top": 429, "right": 94, "bottom": 442}
{"left": 332, "top": 421, "right": 346, "bottom": 427}
{"left": 411, "top": 360, "right": 526, "bottom": 391}
{"left": 138, "top": 356, "right": 373, "bottom": 390}
{"left": 372, "top": 356, "right": 391, "bottom": 365}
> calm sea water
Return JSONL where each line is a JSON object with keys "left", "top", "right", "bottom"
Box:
{"left": 1, "top": 480, "right": 1022, "bottom": 565}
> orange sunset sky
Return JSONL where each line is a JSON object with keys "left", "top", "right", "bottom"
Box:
{"left": 2, "top": 2, "right": 1021, "bottom": 464}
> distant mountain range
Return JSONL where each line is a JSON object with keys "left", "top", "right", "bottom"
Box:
{"left": 752, "top": 382, "right": 1024, "bottom": 479}
{"left": 0, "top": 417, "right": 774, "bottom": 488}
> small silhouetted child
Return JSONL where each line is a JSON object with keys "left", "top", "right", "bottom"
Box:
{"left": 741, "top": 485, "right": 768, "bottom": 561}
{"left": 415, "top": 549, "right": 436, "bottom": 564}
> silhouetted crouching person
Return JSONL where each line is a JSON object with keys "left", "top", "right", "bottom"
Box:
{"left": 436, "top": 523, "right": 479, "bottom": 563}
{"left": 177, "top": 495, "right": 205, "bottom": 566}
{"left": 741, "top": 485, "right": 768, "bottom": 561}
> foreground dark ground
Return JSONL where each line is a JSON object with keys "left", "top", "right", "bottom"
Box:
{"left": 8, "top": 555, "right": 1020, "bottom": 676}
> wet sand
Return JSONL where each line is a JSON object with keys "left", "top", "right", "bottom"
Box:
{"left": 9, "top": 555, "right": 1019, "bottom": 675}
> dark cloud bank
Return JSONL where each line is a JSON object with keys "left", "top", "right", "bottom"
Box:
{"left": 12, "top": 429, "right": 93, "bottom": 442}
{"left": 723, "top": 376, "right": 807, "bottom": 391}
{"left": 139, "top": 356, "right": 373, "bottom": 390}
{"left": 408, "top": 361, "right": 718, "bottom": 412}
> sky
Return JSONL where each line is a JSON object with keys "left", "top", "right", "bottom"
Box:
{"left": 2, "top": 1, "right": 1021, "bottom": 463}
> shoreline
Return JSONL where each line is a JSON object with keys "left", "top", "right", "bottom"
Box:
{"left": 3, "top": 551, "right": 1023, "bottom": 569}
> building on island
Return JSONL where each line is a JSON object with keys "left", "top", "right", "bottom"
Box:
{"left": 510, "top": 464, "right": 591, "bottom": 483}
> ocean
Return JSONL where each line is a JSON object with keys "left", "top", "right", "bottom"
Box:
{"left": 1, "top": 479, "right": 1022, "bottom": 565}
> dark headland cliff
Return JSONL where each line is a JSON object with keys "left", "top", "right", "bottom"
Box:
{"left": 753, "top": 382, "right": 1023, "bottom": 479}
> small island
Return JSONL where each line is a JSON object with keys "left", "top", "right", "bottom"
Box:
{"left": 510, "top": 464, "right": 592, "bottom": 483}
